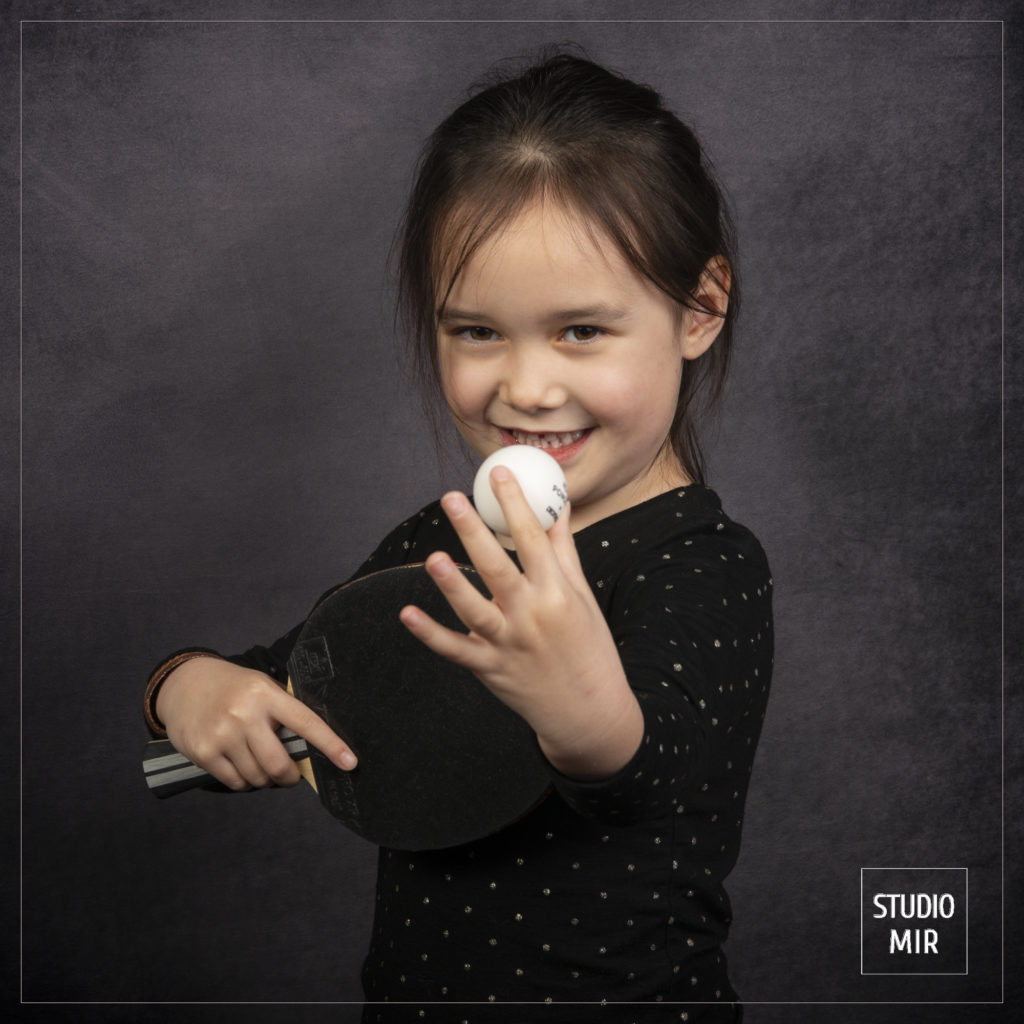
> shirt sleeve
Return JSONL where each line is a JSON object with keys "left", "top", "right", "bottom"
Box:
{"left": 548, "top": 531, "right": 774, "bottom": 825}
{"left": 143, "top": 504, "right": 444, "bottom": 736}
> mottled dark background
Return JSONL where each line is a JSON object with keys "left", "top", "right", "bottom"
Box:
{"left": 6, "top": 1, "right": 1020, "bottom": 1022}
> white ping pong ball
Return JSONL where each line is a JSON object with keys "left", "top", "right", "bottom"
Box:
{"left": 473, "top": 446, "right": 568, "bottom": 536}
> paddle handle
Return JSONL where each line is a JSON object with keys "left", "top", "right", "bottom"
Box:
{"left": 142, "top": 727, "right": 310, "bottom": 798}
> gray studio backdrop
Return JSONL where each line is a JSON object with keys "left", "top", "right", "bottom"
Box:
{"left": 20, "top": 14, "right": 1003, "bottom": 1022}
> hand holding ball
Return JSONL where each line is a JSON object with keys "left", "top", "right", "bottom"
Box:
{"left": 473, "top": 446, "right": 568, "bottom": 535}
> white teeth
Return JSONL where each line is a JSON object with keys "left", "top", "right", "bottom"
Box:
{"left": 510, "top": 429, "right": 586, "bottom": 450}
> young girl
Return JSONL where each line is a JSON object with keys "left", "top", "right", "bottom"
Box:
{"left": 145, "top": 54, "right": 772, "bottom": 1023}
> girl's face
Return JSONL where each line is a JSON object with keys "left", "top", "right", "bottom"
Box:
{"left": 437, "top": 201, "right": 723, "bottom": 533}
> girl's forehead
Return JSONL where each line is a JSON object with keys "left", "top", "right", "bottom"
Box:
{"left": 440, "top": 201, "right": 677, "bottom": 324}
{"left": 439, "top": 199, "right": 626, "bottom": 284}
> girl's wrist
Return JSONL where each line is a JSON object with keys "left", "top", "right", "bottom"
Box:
{"left": 144, "top": 648, "right": 222, "bottom": 737}
{"left": 536, "top": 688, "right": 644, "bottom": 782}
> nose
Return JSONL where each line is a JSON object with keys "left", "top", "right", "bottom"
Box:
{"left": 498, "top": 345, "right": 568, "bottom": 413}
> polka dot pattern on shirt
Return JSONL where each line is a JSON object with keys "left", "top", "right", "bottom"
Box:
{"left": 234, "top": 487, "right": 769, "bottom": 1023}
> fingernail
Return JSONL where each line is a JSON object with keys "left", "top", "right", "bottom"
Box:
{"left": 338, "top": 751, "right": 357, "bottom": 771}
{"left": 491, "top": 466, "right": 511, "bottom": 483}
{"left": 430, "top": 555, "right": 452, "bottom": 578}
{"left": 442, "top": 492, "right": 467, "bottom": 516}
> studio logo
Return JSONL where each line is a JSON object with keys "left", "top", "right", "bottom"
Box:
{"left": 861, "top": 868, "right": 968, "bottom": 975}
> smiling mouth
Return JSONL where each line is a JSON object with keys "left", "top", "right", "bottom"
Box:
{"left": 506, "top": 428, "right": 587, "bottom": 449}
{"left": 499, "top": 428, "right": 593, "bottom": 463}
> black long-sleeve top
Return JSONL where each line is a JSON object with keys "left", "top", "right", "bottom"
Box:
{"left": 149, "top": 485, "right": 772, "bottom": 1022}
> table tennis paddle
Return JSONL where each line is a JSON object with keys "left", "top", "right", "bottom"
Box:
{"left": 142, "top": 563, "right": 551, "bottom": 850}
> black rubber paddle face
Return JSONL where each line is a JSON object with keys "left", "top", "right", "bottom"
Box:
{"left": 289, "top": 564, "right": 551, "bottom": 850}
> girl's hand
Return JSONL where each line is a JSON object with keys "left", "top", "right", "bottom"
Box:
{"left": 400, "top": 466, "right": 644, "bottom": 781}
{"left": 155, "top": 656, "right": 356, "bottom": 790}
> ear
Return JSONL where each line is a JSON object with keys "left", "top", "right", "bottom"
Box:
{"left": 681, "top": 257, "right": 730, "bottom": 361}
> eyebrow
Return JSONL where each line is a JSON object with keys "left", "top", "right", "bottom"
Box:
{"left": 438, "top": 304, "right": 632, "bottom": 325}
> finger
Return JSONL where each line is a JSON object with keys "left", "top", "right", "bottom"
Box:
{"left": 197, "top": 753, "right": 253, "bottom": 792}
{"left": 488, "top": 466, "right": 559, "bottom": 582}
{"left": 440, "top": 491, "right": 524, "bottom": 596}
{"left": 274, "top": 689, "right": 358, "bottom": 770}
{"left": 183, "top": 728, "right": 264, "bottom": 791}
{"left": 247, "top": 729, "right": 303, "bottom": 787}
{"left": 205, "top": 741, "right": 270, "bottom": 791}
{"left": 399, "top": 602, "right": 490, "bottom": 673}
{"left": 423, "top": 550, "right": 505, "bottom": 638}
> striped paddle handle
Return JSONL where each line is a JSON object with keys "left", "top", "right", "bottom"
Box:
{"left": 142, "top": 727, "right": 309, "bottom": 798}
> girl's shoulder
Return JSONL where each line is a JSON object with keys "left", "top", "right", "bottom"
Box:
{"left": 576, "top": 484, "right": 767, "bottom": 557}
{"left": 350, "top": 498, "right": 463, "bottom": 579}
{"left": 573, "top": 485, "right": 771, "bottom": 597}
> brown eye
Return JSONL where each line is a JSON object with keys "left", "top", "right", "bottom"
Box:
{"left": 564, "top": 325, "right": 601, "bottom": 343}
{"left": 460, "top": 326, "right": 497, "bottom": 342}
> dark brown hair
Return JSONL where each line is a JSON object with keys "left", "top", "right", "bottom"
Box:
{"left": 397, "top": 52, "right": 739, "bottom": 485}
